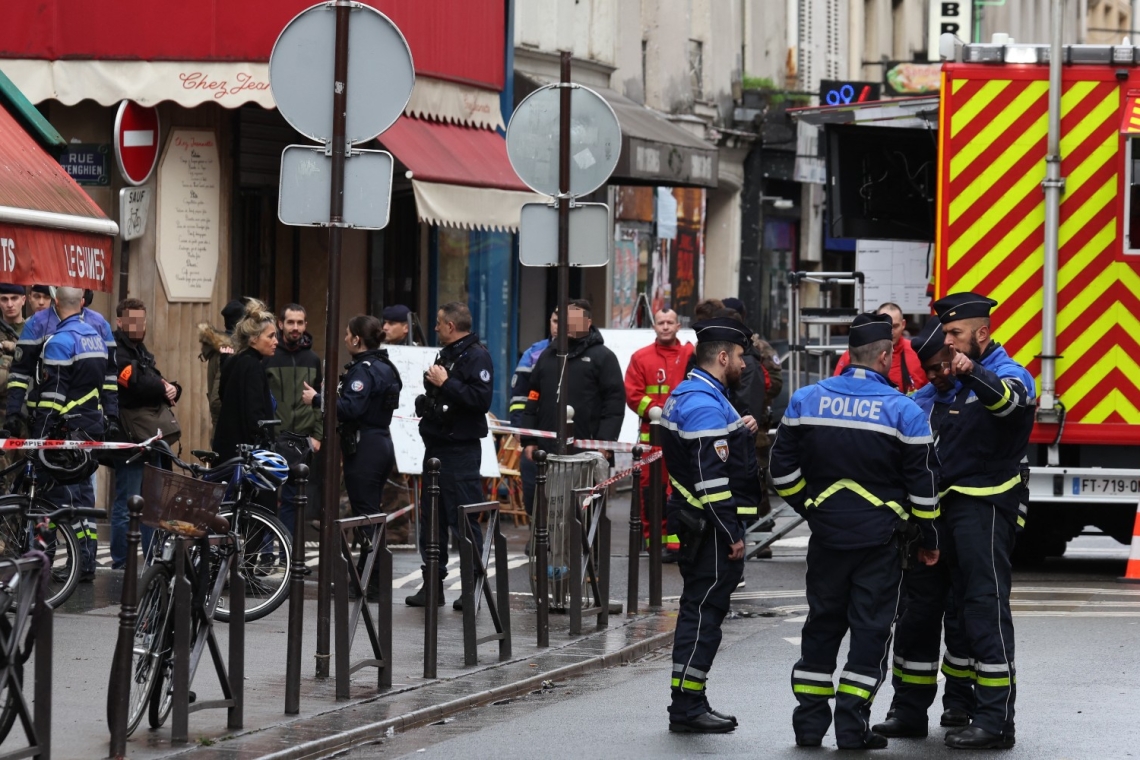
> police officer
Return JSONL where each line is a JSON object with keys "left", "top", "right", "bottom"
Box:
{"left": 660, "top": 317, "right": 761, "bottom": 734}
{"left": 874, "top": 318, "right": 974, "bottom": 739}
{"left": 304, "top": 314, "right": 401, "bottom": 600}
{"left": 770, "top": 313, "right": 940, "bottom": 750}
{"left": 931, "top": 293, "right": 1034, "bottom": 750}
{"left": 27, "top": 287, "right": 108, "bottom": 580}
{"left": 406, "top": 302, "right": 493, "bottom": 611}
{"left": 0, "top": 284, "right": 27, "bottom": 434}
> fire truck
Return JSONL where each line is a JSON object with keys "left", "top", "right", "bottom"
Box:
{"left": 793, "top": 38, "right": 1140, "bottom": 562}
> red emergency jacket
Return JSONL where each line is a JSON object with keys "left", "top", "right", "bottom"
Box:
{"left": 624, "top": 340, "right": 694, "bottom": 442}
{"left": 834, "top": 339, "right": 927, "bottom": 393}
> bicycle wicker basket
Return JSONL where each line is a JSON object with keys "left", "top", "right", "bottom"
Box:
{"left": 140, "top": 465, "right": 227, "bottom": 537}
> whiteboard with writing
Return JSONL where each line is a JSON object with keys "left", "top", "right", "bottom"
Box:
{"left": 855, "top": 239, "right": 931, "bottom": 314}
{"left": 384, "top": 345, "right": 499, "bottom": 477}
{"left": 597, "top": 328, "right": 697, "bottom": 445}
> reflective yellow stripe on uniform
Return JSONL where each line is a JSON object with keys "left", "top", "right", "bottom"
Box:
{"left": 775, "top": 478, "right": 806, "bottom": 497}
{"left": 793, "top": 684, "right": 835, "bottom": 696}
{"left": 941, "top": 474, "right": 1022, "bottom": 498}
{"left": 941, "top": 663, "right": 975, "bottom": 680}
{"left": 645, "top": 385, "right": 670, "bottom": 395}
{"left": 736, "top": 506, "right": 758, "bottom": 515}
{"left": 893, "top": 667, "right": 937, "bottom": 685}
{"left": 976, "top": 675, "right": 1013, "bottom": 687}
{"left": 984, "top": 380, "right": 1013, "bottom": 411}
{"left": 837, "top": 684, "right": 872, "bottom": 699}
{"left": 671, "top": 678, "right": 704, "bottom": 691}
{"left": 62, "top": 388, "right": 100, "bottom": 414}
{"left": 637, "top": 396, "right": 654, "bottom": 416}
{"left": 639, "top": 431, "right": 651, "bottom": 442}
{"left": 669, "top": 476, "right": 731, "bottom": 508}
{"left": 806, "top": 479, "right": 909, "bottom": 521}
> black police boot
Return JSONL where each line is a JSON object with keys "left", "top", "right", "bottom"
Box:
{"left": 668, "top": 711, "right": 735, "bottom": 734}
{"left": 662, "top": 548, "right": 679, "bottom": 564}
{"left": 838, "top": 732, "right": 888, "bottom": 750}
{"left": 940, "top": 708, "right": 971, "bottom": 727}
{"left": 452, "top": 595, "right": 464, "bottom": 611}
{"left": 405, "top": 578, "right": 445, "bottom": 607}
{"left": 872, "top": 716, "right": 928, "bottom": 738}
{"left": 794, "top": 734, "right": 823, "bottom": 747}
{"left": 944, "top": 726, "right": 1014, "bottom": 750}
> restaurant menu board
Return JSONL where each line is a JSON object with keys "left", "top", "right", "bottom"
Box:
{"left": 157, "top": 129, "right": 220, "bottom": 302}
{"left": 855, "top": 239, "right": 931, "bottom": 314}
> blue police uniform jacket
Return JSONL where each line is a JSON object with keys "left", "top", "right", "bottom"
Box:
{"left": 418, "top": 333, "right": 493, "bottom": 446}
{"left": 770, "top": 365, "right": 940, "bottom": 551}
{"left": 9, "top": 306, "right": 117, "bottom": 420}
{"left": 508, "top": 338, "right": 549, "bottom": 426}
{"left": 936, "top": 342, "right": 1035, "bottom": 518}
{"left": 29, "top": 313, "right": 108, "bottom": 438}
{"left": 334, "top": 349, "right": 402, "bottom": 430}
{"left": 911, "top": 379, "right": 960, "bottom": 438}
{"left": 660, "top": 368, "right": 762, "bottom": 544}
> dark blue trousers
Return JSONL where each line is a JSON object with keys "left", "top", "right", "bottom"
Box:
{"left": 668, "top": 514, "right": 743, "bottom": 721}
{"left": 792, "top": 537, "right": 903, "bottom": 747}
{"left": 944, "top": 493, "right": 1017, "bottom": 736}
{"left": 887, "top": 536, "right": 975, "bottom": 726}
{"left": 418, "top": 441, "right": 483, "bottom": 580}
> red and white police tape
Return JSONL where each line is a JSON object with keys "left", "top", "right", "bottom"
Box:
{"left": 394, "top": 414, "right": 656, "bottom": 454}
{"left": 0, "top": 431, "right": 163, "bottom": 450}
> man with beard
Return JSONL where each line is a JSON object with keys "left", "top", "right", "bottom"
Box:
{"left": 770, "top": 313, "right": 940, "bottom": 750}
{"left": 929, "top": 293, "right": 1034, "bottom": 750}
{"left": 659, "top": 317, "right": 759, "bottom": 734}
{"left": 266, "top": 303, "right": 323, "bottom": 556}
{"left": 874, "top": 318, "right": 974, "bottom": 738}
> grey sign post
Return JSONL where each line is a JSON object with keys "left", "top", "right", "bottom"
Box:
{"left": 269, "top": 2, "right": 413, "bottom": 683}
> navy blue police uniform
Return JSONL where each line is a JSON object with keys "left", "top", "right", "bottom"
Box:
{"left": 933, "top": 293, "right": 1035, "bottom": 750}
{"left": 660, "top": 318, "right": 760, "bottom": 734}
{"left": 410, "top": 331, "right": 493, "bottom": 608}
{"left": 29, "top": 313, "right": 109, "bottom": 577}
{"left": 876, "top": 319, "right": 975, "bottom": 737}
{"left": 769, "top": 313, "right": 940, "bottom": 750}
{"left": 315, "top": 348, "right": 402, "bottom": 518}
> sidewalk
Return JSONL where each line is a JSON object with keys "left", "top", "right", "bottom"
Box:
{"left": 34, "top": 515, "right": 681, "bottom": 759}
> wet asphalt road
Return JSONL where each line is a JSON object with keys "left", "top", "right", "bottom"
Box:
{"left": 343, "top": 532, "right": 1140, "bottom": 759}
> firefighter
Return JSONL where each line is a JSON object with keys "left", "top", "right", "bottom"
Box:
{"left": 874, "top": 318, "right": 975, "bottom": 738}
{"left": 624, "top": 308, "right": 693, "bottom": 560}
{"left": 932, "top": 293, "right": 1034, "bottom": 750}
{"left": 770, "top": 313, "right": 940, "bottom": 750}
{"left": 27, "top": 287, "right": 109, "bottom": 581}
{"left": 661, "top": 317, "right": 760, "bottom": 734}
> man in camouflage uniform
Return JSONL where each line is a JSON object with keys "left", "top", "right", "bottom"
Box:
{"left": 0, "top": 284, "right": 26, "bottom": 435}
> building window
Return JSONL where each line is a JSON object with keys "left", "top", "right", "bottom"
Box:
{"left": 688, "top": 39, "right": 703, "bottom": 100}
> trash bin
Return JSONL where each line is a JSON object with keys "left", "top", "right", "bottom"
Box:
{"left": 529, "top": 452, "right": 608, "bottom": 611}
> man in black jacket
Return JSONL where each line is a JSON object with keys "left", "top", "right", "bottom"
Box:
{"left": 266, "top": 303, "right": 323, "bottom": 541}
{"left": 407, "top": 302, "right": 494, "bottom": 610}
{"left": 520, "top": 299, "right": 625, "bottom": 458}
{"left": 112, "top": 298, "right": 181, "bottom": 567}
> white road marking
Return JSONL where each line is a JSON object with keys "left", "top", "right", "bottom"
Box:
{"left": 784, "top": 637, "right": 801, "bottom": 646}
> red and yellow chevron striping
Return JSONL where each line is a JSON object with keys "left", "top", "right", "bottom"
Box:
{"left": 937, "top": 65, "right": 1140, "bottom": 444}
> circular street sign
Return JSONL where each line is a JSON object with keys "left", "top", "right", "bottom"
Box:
{"left": 114, "top": 101, "right": 160, "bottom": 186}
{"left": 506, "top": 84, "right": 621, "bottom": 198}
{"left": 269, "top": 3, "right": 415, "bottom": 145}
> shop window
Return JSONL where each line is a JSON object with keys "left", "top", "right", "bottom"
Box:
{"left": 1126, "top": 137, "right": 1140, "bottom": 255}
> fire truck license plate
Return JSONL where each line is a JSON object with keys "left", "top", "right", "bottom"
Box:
{"left": 1073, "top": 477, "right": 1140, "bottom": 495}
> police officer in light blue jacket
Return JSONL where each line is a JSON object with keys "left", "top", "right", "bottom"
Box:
{"left": 770, "top": 312, "right": 941, "bottom": 751}
{"left": 660, "top": 317, "right": 761, "bottom": 735}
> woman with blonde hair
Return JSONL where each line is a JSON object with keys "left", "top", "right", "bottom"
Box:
{"left": 212, "top": 300, "right": 278, "bottom": 461}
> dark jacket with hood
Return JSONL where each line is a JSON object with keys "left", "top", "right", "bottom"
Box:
{"left": 115, "top": 330, "right": 182, "bottom": 412}
{"left": 197, "top": 323, "right": 233, "bottom": 428}
{"left": 520, "top": 326, "right": 625, "bottom": 447}
{"left": 212, "top": 347, "right": 275, "bottom": 462}
{"left": 265, "top": 331, "right": 323, "bottom": 441}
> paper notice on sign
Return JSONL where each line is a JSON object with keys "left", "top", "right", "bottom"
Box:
{"left": 573, "top": 148, "right": 596, "bottom": 170}
{"left": 856, "top": 239, "right": 931, "bottom": 314}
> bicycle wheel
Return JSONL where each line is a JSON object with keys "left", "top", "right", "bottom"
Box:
{"left": 213, "top": 508, "right": 292, "bottom": 622}
{"left": 0, "top": 496, "right": 83, "bottom": 608}
{"left": 129, "top": 564, "right": 171, "bottom": 735}
{"left": 0, "top": 615, "right": 23, "bottom": 744}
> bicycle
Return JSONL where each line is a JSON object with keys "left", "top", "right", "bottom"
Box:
{"left": 0, "top": 439, "right": 108, "bottom": 608}
{"left": 124, "top": 431, "right": 292, "bottom": 735}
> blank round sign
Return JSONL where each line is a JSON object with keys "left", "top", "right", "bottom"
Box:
{"left": 506, "top": 84, "right": 621, "bottom": 198}
{"left": 269, "top": 3, "right": 414, "bottom": 145}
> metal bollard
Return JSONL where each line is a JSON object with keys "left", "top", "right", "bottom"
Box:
{"left": 647, "top": 413, "right": 664, "bottom": 607}
{"left": 423, "top": 458, "right": 441, "bottom": 679}
{"left": 108, "top": 495, "right": 143, "bottom": 758}
{"left": 285, "top": 464, "right": 309, "bottom": 715}
{"left": 534, "top": 450, "right": 550, "bottom": 648}
{"left": 228, "top": 531, "right": 245, "bottom": 730}
{"left": 627, "top": 446, "right": 644, "bottom": 615}
{"left": 171, "top": 537, "right": 191, "bottom": 743}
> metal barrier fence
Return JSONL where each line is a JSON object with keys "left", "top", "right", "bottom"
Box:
{"left": 458, "top": 501, "right": 511, "bottom": 666}
{"left": 333, "top": 511, "right": 392, "bottom": 697}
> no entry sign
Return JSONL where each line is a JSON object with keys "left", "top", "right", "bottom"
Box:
{"left": 113, "top": 101, "right": 160, "bottom": 186}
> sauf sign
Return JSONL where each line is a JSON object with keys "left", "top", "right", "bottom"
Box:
{"left": 928, "top": 1, "right": 973, "bottom": 59}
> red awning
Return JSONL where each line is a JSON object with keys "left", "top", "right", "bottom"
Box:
{"left": 379, "top": 117, "right": 529, "bottom": 191}
{"left": 378, "top": 117, "right": 544, "bottom": 232}
{"left": 0, "top": 104, "right": 117, "bottom": 291}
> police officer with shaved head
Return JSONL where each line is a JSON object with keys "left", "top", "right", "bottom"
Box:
{"left": 874, "top": 318, "right": 975, "bottom": 739}
{"left": 927, "top": 293, "right": 1035, "bottom": 750}
{"left": 770, "top": 313, "right": 941, "bottom": 750}
{"left": 661, "top": 317, "right": 761, "bottom": 734}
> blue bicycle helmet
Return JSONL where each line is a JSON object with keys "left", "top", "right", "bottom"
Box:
{"left": 243, "top": 450, "right": 290, "bottom": 491}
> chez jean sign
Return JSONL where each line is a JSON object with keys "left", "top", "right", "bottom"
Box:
{"left": 178, "top": 70, "right": 271, "bottom": 101}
